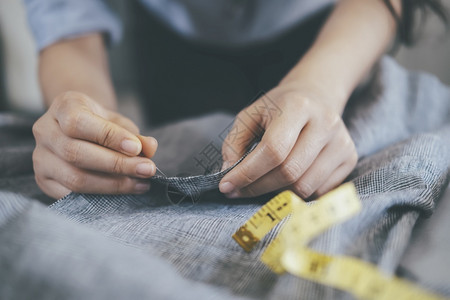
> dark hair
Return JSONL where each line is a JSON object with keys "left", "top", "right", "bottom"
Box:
{"left": 383, "top": 0, "right": 449, "bottom": 46}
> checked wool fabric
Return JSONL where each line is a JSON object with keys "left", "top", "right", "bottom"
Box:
{"left": 0, "top": 56, "right": 449, "bottom": 299}
{"left": 150, "top": 142, "right": 258, "bottom": 200}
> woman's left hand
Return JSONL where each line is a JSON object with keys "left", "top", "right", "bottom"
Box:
{"left": 219, "top": 83, "right": 358, "bottom": 199}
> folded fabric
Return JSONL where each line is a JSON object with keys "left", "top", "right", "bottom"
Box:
{"left": 150, "top": 142, "right": 258, "bottom": 200}
{"left": 0, "top": 56, "right": 449, "bottom": 299}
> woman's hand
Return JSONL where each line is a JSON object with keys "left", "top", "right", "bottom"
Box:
{"left": 217, "top": 0, "right": 400, "bottom": 200}
{"left": 32, "top": 91, "right": 158, "bottom": 199}
{"left": 219, "top": 84, "right": 357, "bottom": 199}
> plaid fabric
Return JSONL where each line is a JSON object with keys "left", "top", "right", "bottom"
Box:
{"left": 0, "top": 56, "right": 449, "bottom": 299}
{"left": 151, "top": 142, "right": 258, "bottom": 200}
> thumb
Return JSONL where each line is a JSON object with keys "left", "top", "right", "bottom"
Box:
{"left": 138, "top": 135, "right": 158, "bottom": 158}
{"left": 221, "top": 111, "right": 262, "bottom": 171}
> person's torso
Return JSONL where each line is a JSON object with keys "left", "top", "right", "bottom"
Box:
{"left": 138, "top": 0, "right": 336, "bottom": 47}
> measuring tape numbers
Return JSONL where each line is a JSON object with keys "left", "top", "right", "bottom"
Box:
{"left": 232, "top": 183, "right": 447, "bottom": 300}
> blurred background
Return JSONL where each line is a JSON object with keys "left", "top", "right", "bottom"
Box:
{"left": 0, "top": 0, "right": 449, "bottom": 126}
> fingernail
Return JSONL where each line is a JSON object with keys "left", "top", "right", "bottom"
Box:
{"left": 121, "top": 139, "right": 139, "bottom": 155}
{"left": 135, "top": 182, "right": 151, "bottom": 193}
{"left": 136, "top": 163, "right": 155, "bottom": 176}
{"left": 226, "top": 191, "right": 240, "bottom": 199}
{"left": 219, "top": 182, "right": 235, "bottom": 194}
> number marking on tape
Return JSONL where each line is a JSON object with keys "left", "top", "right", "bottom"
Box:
{"left": 232, "top": 182, "right": 448, "bottom": 300}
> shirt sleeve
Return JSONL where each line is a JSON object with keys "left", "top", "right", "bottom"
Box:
{"left": 23, "top": 0, "right": 122, "bottom": 51}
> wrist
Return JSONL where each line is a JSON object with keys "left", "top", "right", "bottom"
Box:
{"left": 279, "top": 61, "right": 350, "bottom": 114}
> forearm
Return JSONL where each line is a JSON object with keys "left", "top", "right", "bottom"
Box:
{"left": 281, "top": 0, "right": 401, "bottom": 113}
{"left": 39, "top": 33, "right": 117, "bottom": 110}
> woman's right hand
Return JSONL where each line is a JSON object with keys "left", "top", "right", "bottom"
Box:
{"left": 32, "top": 91, "right": 158, "bottom": 199}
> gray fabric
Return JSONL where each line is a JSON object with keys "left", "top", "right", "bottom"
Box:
{"left": 0, "top": 56, "right": 449, "bottom": 299}
{"left": 0, "top": 192, "right": 248, "bottom": 300}
{"left": 151, "top": 142, "right": 258, "bottom": 200}
{"left": 399, "top": 185, "right": 450, "bottom": 294}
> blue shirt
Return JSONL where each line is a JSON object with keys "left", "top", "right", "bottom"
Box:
{"left": 23, "top": 0, "right": 335, "bottom": 51}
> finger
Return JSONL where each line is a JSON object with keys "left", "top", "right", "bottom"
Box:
{"left": 313, "top": 155, "right": 358, "bottom": 197}
{"left": 55, "top": 105, "right": 142, "bottom": 156}
{"left": 219, "top": 110, "right": 309, "bottom": 195}
{"left": 289, "top": 139, "right": 355, "bottom": 199}
{"left": 220, "top": 111, "right": 263, "bottom": 171}
{"left": 35, "top": 177, "right": 72, "bottom": 200}
{"left": 108, "top": 111, "right": 140, "bottom": 135}
{"left": 138, "top": 135, "right": 158, "bottom": 158}
{"left": 33, "top": 145, "right": 68, "bottom": 200}
{"left": 42, "top": 133, "right": 156, "bottom": 179}
{"left": 233, "top": 130, "right": 342, "bottom": 198}
{"left": 34, "top": 118, "right": 156, "bottom": 178}
{"left": 39, "top": 153, "right": 151, "bottom": 195}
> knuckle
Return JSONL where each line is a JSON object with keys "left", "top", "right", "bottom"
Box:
{"left": 61, "top": 91, "right": 77, "bottom": 102}
{"left": 52, "top": 93, "right": 68, "bottom": 113}
{"left": 259, "top": 141, "right": 288, "bottom": 166}
{"left": 323, "top": 111, "right": 341, "bottom": 131}
{"left": 31, "top": 147, "right": 39, "bottom": 164}
{"left": 60, "top": 111, "right": 83, "bottom": 137}
{"left": 229, "top": 113, "right": 247, "bottom": 135}
{"left": 291, "top": 94, "right": 312, "bottom": 110}
{"left": 32, "top": 119, "right": 42, "bottom": 139}
{"left": 293, "top": 180, "right": 314, "bottom": 199}
{"left": 274, "top": 92, "right": 298, "bottom": 113}
{"left": 49, "top": 128, "right": 61, "bottom": 147}
{"left": 340, "top": 133, "right": 353, "bottom": 147}
{"left": 221, "top": 150, "right": 232, "bottom": 163}
{"left": 221, "top": 143, "right": 238, "bottom": 162}
{"left": 34, "top": 173, "right": 43, "bottom": 188}
{"left": 236, "top": 164, "right": 256, "bottom": 185}
{"left": 32, "top": 147, "right": 48, "bottom": 176}
{"left": 113, "top": 178, "right": 123, "bottom": 194}
{"left": 115, "top": 177, "right": 133, "bottom": 194}
{"left": 63, "top": 91, "right": 88, "bottom": 105}
{"left": 99, "top": 123, "right": 115, "bottom": 146}
{"left": 62, "top": 90, "right": 78, "bottom": 100}
{"left": 32, "top": 147, "right": 42, "bottom": 170}
{"left": 279, "top": 160, "right": 301, "bottom": 184}
{"left": 54, "top": 91, "right": 81, "bottom": 113}
{"left": 111, "top": 155, "right": 125, "bottom": 174}
{"left": 62, "top": 141, "right": 81, "bottom": 164}
{"left": 64, "top": 172, "right": 86, "bottom": 191}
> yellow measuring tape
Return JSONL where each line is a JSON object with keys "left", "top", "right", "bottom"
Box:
{"left": 232, "top": 183, "right": 447, "bottom": 300}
